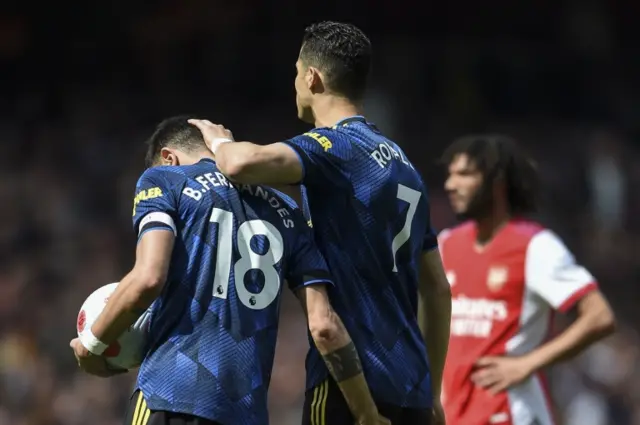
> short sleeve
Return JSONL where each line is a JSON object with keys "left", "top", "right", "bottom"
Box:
{"left": 132, "top": 168, "right": 179, "bottom": 238}
{"left": 423, "top": 226, "right": 438, "bottom": 251}
{"left": 422, "top": 192, "right": 438, "bottom": 251}
{"left": 525, "top": 230, "right": 598, "bottom": 312}
{"left": 285, "top": 212, "right": 334, "bottom": 292}
{"left": 281, "top": 128, "right": 352, "bottom": 188}
{"left": 437, "top": 229, "right": 452, "bottom": 247}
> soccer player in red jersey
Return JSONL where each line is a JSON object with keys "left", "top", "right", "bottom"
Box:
{"left": 439, "top": 135, "right": 616, "bottom": 425}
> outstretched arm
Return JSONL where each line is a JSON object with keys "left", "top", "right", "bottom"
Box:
{"left": 216, "top": 142, "right": 303, "bottom": 185}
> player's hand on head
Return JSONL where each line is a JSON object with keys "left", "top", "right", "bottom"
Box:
{"left": 471, "top": 355, "right": 534, "bottom": 395}
{"left": 69, "top": 338, "right": 128, "bottom": 378}
{"left": 187, "top": 119, "right": 235, "bottom": 155}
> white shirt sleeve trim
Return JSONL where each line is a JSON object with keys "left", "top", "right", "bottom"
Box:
{"left": 525, "top": 229, "right": 595, "bottom": 310}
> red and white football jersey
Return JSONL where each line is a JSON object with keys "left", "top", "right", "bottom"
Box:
{"left": 440, "top": 219, "right": 598, "bottom": 425}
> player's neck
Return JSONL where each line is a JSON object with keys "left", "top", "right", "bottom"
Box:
{"left": 196, "top": 151, "right": 216, "bottom": 163}
{"left": 475, "top": 207, "right": 511, "bottom": 246}
{"left": 312, "top": 96, "right": 363, "bottom": 128}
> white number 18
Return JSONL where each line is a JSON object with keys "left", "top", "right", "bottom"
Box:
{"left": 209, "top": 208, "right": 284, "bottom": 310}
{"left": 391, "top": 184, "right": 421, "bottom": 272}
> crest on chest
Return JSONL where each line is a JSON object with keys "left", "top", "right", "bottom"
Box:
{"left": 486, "top": 266, "right": 509, "bottom": 292}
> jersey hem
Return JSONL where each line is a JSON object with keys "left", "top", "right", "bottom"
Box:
{"left": 289, "top": 278, "right": 335, "bottom": 292}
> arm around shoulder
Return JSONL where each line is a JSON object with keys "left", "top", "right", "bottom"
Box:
{"left": 215, "top": 142, "right": 303, "bottom": 185}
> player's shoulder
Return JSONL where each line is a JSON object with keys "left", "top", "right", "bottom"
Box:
{"left": 500, "top": 220, "right": 575, "bottom": 264}
{"left": 239, "top": 185, "right": 309, "bottom": 236}
{"left": 503, "top": 219, "right": 548, "bottom": 247}
{"left": 136, "top": 165, "right": 187, "bottom": 189}
{"left": 438, "top": 221, "right": 475, "bottom": 245}
{"left": 509, "top": 218, "right": 545, "bottom": 236}
{"left": 238, "top": 184, "right": 302, "bottom": 220}
{"left": 524, "top": 226, "right": 571, "bottom": 260}
{"left": 290, "top": 126, "right": 349, "bottom": 150}
{"left": 142, "top": 159, "right": 220, "bottom": 183}
{"left": 266, "top": 186, "right": 299, "bottom": 211}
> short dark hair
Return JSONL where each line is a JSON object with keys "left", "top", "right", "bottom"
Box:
{"left": 145, "top": 116, "right": 206, "bottom": 167}
{"left": 300, "top": 21, "right": 372, "bottom": 101}
{"left": 441, "top": 134, "right": 539, "bottom": 215}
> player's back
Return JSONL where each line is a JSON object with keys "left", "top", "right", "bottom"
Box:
{"left": 132, "top": 159, "right": 328, "bottom": 425}
{"left": 285, "top": 116, "right": 437, "bottom": 408}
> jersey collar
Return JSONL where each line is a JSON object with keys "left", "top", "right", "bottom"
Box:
{"left": 335, "top": 115, "right": 367, "bottom": 126}
{"left": 334, "top": 115, "right": 381, "bottom": 134}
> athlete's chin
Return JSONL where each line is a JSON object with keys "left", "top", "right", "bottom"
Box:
{"left": 453, "top": 207, "right": 474, "bottom": 221}
{"left": 454, "top": 211, "right": 470, "bottom": 221}
{"left": 294, "top": 102, "right": 312, "bottom": 123}
{"left": 450, "top": 203, "right": 468, "bottom": 217}
{"left": 297, "top": 109, "right": 314, "bottom": 124}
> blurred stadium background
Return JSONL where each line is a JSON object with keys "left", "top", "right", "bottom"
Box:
{"left": 1, "top": 1, "right": 639, "bottom": 424}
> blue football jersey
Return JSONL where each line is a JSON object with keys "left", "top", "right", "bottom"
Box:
{"left": 283, "top": 116, "right": 437, "bottom": 409}
{"left": 131, "top": 158, "right": 332, "bottom": 425}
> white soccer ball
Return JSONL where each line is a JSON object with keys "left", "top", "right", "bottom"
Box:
{"left": 76, "top": 282, "right": 153, "bottom": 370}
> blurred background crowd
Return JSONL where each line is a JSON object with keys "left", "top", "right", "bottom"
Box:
{"left": 0, "top": 1, "right": 639, "bottom": 424}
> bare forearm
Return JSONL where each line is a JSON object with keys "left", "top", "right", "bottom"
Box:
{"left": 418, "top": 286, "right": 451, "bottom": 396}
{"left": 417, "top": 249, "right": 452, "bottom": 397}
{"left": 91, "top": 273, "right": 160, "bottom": 344}
{"left": 214, "top": 141, "right": 304, "bottom": 185}
{"left": 323, "top": 342, "right": 372, "bottom": 411}
{"left": 311, "top": 315, "right": 376, "bottom": 421}
{"left": 524, "top": 305, "right": 615, "bottom": 372}
{"left": 216, "top": 142, "right": 294, "bottom": 185}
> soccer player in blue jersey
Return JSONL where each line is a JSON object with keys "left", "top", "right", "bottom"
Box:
{"left": 189, "top": 21, "right": 452, "bottom": 425}
{"left": 69, "top": 117, "right": 388, "bottom": 425}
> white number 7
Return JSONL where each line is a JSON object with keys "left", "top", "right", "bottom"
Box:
{"left": 391, "top": 184, "right": 421, "bottom": 272}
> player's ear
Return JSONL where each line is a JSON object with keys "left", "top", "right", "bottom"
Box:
{"left": 160, "top": 148, "right": 180, "bottom": 166}
{"left": 307, "top": 67, "right": 324, "bottom": 93}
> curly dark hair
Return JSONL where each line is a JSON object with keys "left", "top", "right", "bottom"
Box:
{"left": 441, "top": 134, "right": 539, "bottom": 215}
{"left": 144, "top": 115, "right": 205, "bottom": 167}
{"left": 299, "top": 21, "right": 372, "bottom": 101}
